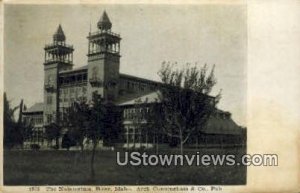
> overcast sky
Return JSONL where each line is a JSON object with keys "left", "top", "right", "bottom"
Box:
{"left": 4, "top": 4, "right": 247, "bottom": 125}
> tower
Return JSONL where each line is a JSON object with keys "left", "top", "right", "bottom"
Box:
{"left": 87, "top": 11, "right": 121, "bottom": 102}
{"left": 43, "top": 25, "right": 74, "bottom": 125}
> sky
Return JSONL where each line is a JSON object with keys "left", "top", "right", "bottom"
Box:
{"left": 4, "top": 4, "right": 247, "bottom": 126}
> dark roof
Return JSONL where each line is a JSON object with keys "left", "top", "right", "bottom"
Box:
{"left": 120, "top": 73, "right": 162, "bottom": 85}
{"left": 202, "top": 113, "right": 244, "bottom": 135}
{"left": 100, "top": 11, "right": 111, "bottom": 23}
{"left": 58, "top": 67, "right": 161, "bottom": 86}
{"left": 97, "top": 11, "right": 112, "bottom": 30}
{"left": 53, "top": 24, "right": 66, "bottom": 42}
{"left": 59, "top": 65, "right": 88, "bottom": 74}
{"left": 24, "top": 102, "right": 44, "bottom": 113}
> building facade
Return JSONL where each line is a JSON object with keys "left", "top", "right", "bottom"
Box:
{"left": 22, "top": 11, "right": 246, "bottom": 149}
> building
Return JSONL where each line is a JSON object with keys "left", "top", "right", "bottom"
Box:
{"left": 22, "top": 11, "right": 246, "bottom": 149}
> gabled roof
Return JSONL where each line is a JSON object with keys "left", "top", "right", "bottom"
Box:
{"left": 24, "top": 102, "right": 44, "bottom": 113}
{"left": 116, "top": 90, "right": 161, "bottom": 106}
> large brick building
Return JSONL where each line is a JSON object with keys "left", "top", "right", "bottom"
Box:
{"left": 22, "top": 11, "right": 246, "bottom": 149}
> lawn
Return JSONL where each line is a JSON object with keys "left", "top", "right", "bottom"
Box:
{"left": 4, "top": 147, "right": 246, "bottom": 185}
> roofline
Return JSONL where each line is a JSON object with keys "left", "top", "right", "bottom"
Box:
{"left": 120, "top": 73, "right": 163, "bottom": 85}
{"left": 199, "top": 131, "right": 243, "bottom": 136}
{"left": 23, "top": 111, "right": 43, "bottom": 115}
{"left": 59, "top": 68, "right": 87, "bottom": 75}
{"left": 116, "top": 101, "right": 158, "bottom": 107}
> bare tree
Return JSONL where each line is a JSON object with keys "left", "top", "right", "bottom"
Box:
{"left": 158, "top": 62, "right": 221, "bottom": 154}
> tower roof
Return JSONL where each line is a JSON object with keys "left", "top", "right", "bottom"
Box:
{"left": 97, "top": 11, "right": 112, "bottom": 30}
{"left": 53, "top": 24, "right": 66, "bottom": 42}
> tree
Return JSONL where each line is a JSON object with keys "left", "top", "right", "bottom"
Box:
{"left": 61, "top": 92, "right": 123, "bottom": 180}
{"left": 157, "top": 62, "right": 221, "bottom": 154}
{"left": 17, "top": 99, "right": 33, "bottom": 146}
{"left": 87, "top": 92, "right": 124, "bottom": 180}
{"left": 101, "top": 102, "right": 124, "bottom": 147}
{"left": 63, "top": 100, "right": 90, "bottom": 151}
{"left": 44, "top": 122, "right": 61, "bottom": 149}
{"left": 145, "top": 101, "right": 163, "bottom": 153}
{"left": 87, "top": 92, "right": 107, "bottom": 180}
{"left": 4, "top": 93, "right": 32, "bottom": 148}
{"left": 4, "top": 92, "right": 18, "bottom": 148}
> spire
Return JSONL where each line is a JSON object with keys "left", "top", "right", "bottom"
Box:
{"left": 97, "top": 10, "right": 112, "bottom": 31}
{"left": 53, "top": 24, "right": 66, "bottom": 42}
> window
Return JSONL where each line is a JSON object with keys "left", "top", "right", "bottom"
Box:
{"left": 70, "top": 76, "right": 76, "bottom": 83}
{"left": 64, "top": 97, "right": 68, "bottom": 102}
{"left": 124, "top": 109, "right": 128, "bottom": 119}
{"left": 75, "top": 87, "right": 79, "bottom": 98}
{"left": 64, "top": 77, "right": 70, "bottom": 84}
{"left": 47, "top": 96, "right": 52, "bottom": 104}
{"left": 83, "top": 97, "right": 87, "bottom": 101}
{"left": 129, "top": 109, "right": 134, "bottom": 119}
{"left": 77, "top": 75, "right": 83, "bottom": 82}
{"left": 141, "top": 108, "right": 146, "bottom": 118}
{"left": 34, "top": 116, "right": 43, "bottom": 124}
{"left": 127, "top": 82, "right": 130, "bottom": 89}
{"left": 59, "top": 78, "right": 63, "bottom": 85}
{"left": 47, "top": 114, "right": 53, "bottom": 123}
{"left": 38, "top": 117, "right": 43, "bottom": 124}
{"left": 82, "top": 87, "right": 87, "bottom": 94}
{"left": 83, "top": 74, "right": 87, "bottom": 81}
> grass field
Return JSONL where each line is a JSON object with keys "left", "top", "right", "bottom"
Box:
{"left": 4, "top": 147, "right": 246, "bottom": 185}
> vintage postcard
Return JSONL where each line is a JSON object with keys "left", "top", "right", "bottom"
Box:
{"left": 1, "top": 0, "right": 299, "bottom": 193}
